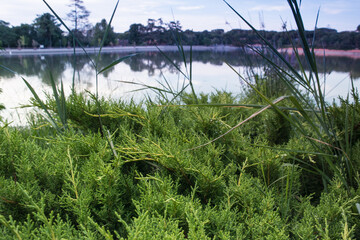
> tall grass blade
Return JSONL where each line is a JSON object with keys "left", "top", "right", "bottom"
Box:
{"left": 98, "top": 53, "right": 139, "bottom": 74}
{"left": 156, "top": 46, "right": 188, "bottom": 79}
{"left": 188, "top": 96, "right": 288, "bottom": 150}
{"left": 223, "top": 0, "right": 358, "bottom": 189}
{"left": 42, "top": 0, "right": 95, "bottom": 68}
{"left": 222, "top": 0, "right": 304, "bottom": 82}
{"left": 0, "top": 64, "right": 61, "bottom": 131}
{"left": 48, "top": 73, "right": 67, "bottom": 129}
{"left": 116, "top": 80, "right": 179, "bottom": 95}
{"left": 188, "top": 45, "right": 197, "bottom": 103}
{"left": 161, "top": 102, "right": 321, "bottom": 113}
{"left": 96, "top": 0, "right": 120, "bottom": 63}
{"left": 226, "top": 63, "right": 303, "bottom": 133}
{"left": 23, "top": 78, "right": 60, "bottom": 132}
{"left": 60, "top": 80, "right": 67, "bottom": 128}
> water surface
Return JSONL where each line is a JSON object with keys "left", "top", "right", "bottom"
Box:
{"left": 0, "top": 50, "right": 359, "bottom": 125}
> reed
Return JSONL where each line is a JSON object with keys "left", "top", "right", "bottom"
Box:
{"left": 222, "top": 0, "right": 359, "bottom": 190}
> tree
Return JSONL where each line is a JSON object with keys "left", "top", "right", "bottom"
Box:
{"left": 90, "top": 19, "right": 116, "bottom": 46}
{"left": 33, "top": 13, "right": 63, "bottom": 47}
{"left": 66, "top": 0, "right": 91, "bottom": 46}
{"left": 13, "top": 24, "right": 36, "bottom": 48}
{"left": 146, "top": 19, "right": 156, "bottom": 33}
{"left": 166, "top": 20, "right": 182, "bottom": 32}
{"left": 0, "top": 20, "right": 17, "bottom": 48}
{"left": 67, "top": 0, "right": 90, "bottom": 33}
{"left": 128, "top": 24, "right": 145, "bottom": 45}
{"left": 357, "top": 25, "right": 360, "bottom": 32}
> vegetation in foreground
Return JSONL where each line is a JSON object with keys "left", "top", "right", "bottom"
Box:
{"left": 0, "top": 89, "right": 359, "bottom": 239}
{"left": 1, "top": 0, "right": 360, "bottom": 239}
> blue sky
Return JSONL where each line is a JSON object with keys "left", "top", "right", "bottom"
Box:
{"left": 1, "top": 0, "right": 359, "bottom": 32}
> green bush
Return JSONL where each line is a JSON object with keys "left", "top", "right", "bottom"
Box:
{"left": 1, "top": 92, "right": 359, "bottom": 239}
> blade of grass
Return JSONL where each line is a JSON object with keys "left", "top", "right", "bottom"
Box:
{"left": 60, "top": 80, "right": 67, "bottom": 128}
{"left": 42, "top": 0, "right": 95, "bottom": 68}
{"left": 96, "top": 0, "right": 120, "bottom": 63}
{"left": 188, "top": 45, "right": 197, "bottom": 103}
{"left": 98, "top": 53, "right": 139, "bottom": 74}
{"left": 23, "top": 78, "right": 60, "bottom": 131}
{"left": 162, "top": 103, "right": 322, "bottom": 113}
{"left": 222, "top": 0, "right": 305, "bottom": 83}
{"left": 48, "top": 72, "right": 67, "bottom": 129}
{"left": 0, "top": 64, "right": 61, "bottom": 131}
{"left": 116, "top": 80, "right": 179, "bottom": 95}
{"left": 156, "top": 46, "right": 188, "bottom": 80}
{"left": 188, "top": 96, "right": 288, "bottom": 151}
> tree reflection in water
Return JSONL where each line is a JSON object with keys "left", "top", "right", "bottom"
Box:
{"left": 0, "top": 49, "right": 358, "bottom": 125}
{"left": 1, "top": 50, "right": 359, "bottom": 84}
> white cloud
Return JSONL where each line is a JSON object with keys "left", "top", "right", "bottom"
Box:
{"left": 322, "top": 8, "right": 345, "bottom": 15}
{"left": 319, "top": 0, "right": 354, "bottom": 15}
{"left": 177, "top": 6, "right": 205, "bottom": 11}
{"left": 251, "top": 5, "right": 288, "bottom": 12}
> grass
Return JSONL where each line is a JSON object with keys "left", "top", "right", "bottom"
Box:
{"left": 223, "top": 0, "right": 359, "bottom": 191}
{"left": 0, "top": 0, "right": 360, "bottom": 239}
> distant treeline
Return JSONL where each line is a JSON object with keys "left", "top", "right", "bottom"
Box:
{"left": 0, "top": 14, "right": 359, "bottom": 50}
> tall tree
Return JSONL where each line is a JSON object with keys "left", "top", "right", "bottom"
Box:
{"left": 67, "top": 0, "right": 90, "bottom": 33}
{"left": 33, "top": 13, "right": 63, "bottom": 47}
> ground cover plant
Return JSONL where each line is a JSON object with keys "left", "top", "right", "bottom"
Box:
{"left": 1, "top": 0, "right": 360, "bottom": 239}
{"left": 1, "top": 91, "right": 360, "bottom": 239}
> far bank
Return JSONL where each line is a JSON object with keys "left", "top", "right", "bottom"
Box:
{"left": 2, "top": 45, "right": 360, "bottom": 59}
{"left": 0, "top": 45, "right": 240, "bottom": 56}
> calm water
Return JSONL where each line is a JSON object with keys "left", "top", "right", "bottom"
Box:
{"left": 0, "top": 50, "right": 359, "bottom": 125}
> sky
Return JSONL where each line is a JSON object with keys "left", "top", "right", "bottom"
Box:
{"left": 0, "top": 0, "right": 359, "bottom": 33}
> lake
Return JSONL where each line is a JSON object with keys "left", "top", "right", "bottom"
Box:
{"left": 0, "top": 48, "right": 359, "bottom": 125}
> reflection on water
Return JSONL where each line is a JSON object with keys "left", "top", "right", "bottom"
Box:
{"left": 0, "top": 50, "right": 359, "bottom": 125}
{"left": 1, "top": 51, "right": 360, "bottom": 82}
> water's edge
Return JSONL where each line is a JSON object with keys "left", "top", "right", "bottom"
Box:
{"left": 1, "top": 45, "right": 241, "bottom": 56}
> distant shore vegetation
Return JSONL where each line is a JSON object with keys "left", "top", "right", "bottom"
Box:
{"left": 0, "top": 14, "right": 359, "bottom": 50}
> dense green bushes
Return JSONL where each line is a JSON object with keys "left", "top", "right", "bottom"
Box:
{"left": 0, "top": 91, "right": 359, "bottom": 239}
{"left": 1, "top": 0, "right": 359, "bottom": 238}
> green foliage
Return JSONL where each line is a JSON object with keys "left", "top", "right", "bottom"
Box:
{"left": 119, "top": 210, "right": 185, "bottom": 239}
{"left": 0, "top": 88, "right": 4, "bottom": 119}
{"left": 1, "top": 92, "right": 359, "bottom": 239}
{"left": 67, "top": 0, "right": 90, "bottom": 32}
{"left": 91, "top": 19, "right": 117, "bottom": 47}
{"left": 1, "top": 1, "right": 360, "bottom": 239}
{"left": 0, "top": 20, "right": 17, "bottom": 48}
{"left": 2, "top": 15, "right": 360, "bottom": 49}
{"left": 33, "top": 13, "right": 63, "bottom": 48}
{"left": 292, "top": 179, "right": 360, "bottom": 239}
{"left": 12, "top": 24, "right": 37, "bottom": 48}
{"left": 222, "top": 0, "right": 360, "bottom": 191}
{"left": 128, "top": 24, "right": 144, "bottom": 45}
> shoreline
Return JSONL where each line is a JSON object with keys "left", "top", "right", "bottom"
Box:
{"left": 0, "top": 45, "right": 241, "bottom": 56}
{"left": 1, "top": 45, "right": 359, "bottom": 59}
{"left": 278, "top": 48, "right": 360, "bottom": 59}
